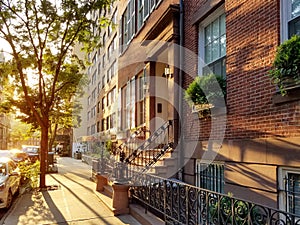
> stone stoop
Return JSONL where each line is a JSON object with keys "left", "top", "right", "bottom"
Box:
{"left": 147, "top": 149, "right": 178, "bottom": 178}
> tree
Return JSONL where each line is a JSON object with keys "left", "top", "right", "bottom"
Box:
{"left": 0, "top": 0, "right": 112, "bottom": 188}
{"left": 9, "top": 119, "right": 38, "bottom": 148}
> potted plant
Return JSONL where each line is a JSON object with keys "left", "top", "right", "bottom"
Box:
{"left": 268, "top": 35, "right": 300, "bottom": 96}
{"left": 184, "top": 74, "right": 226, "bottom": 118}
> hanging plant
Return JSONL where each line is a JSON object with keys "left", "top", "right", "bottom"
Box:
{"left": 268, "top": 35, "right": 300, "bottom": 96}
{"left": 184, "top": 74, "right": 226, "bottom": 117}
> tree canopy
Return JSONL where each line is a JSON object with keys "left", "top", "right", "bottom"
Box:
{"left": 0, "top": 0, "right": 113, "bottom": 188}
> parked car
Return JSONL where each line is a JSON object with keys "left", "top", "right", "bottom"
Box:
{"left": 0, "top": 157, "right": 21, "bottom": 209}
{"left": 0, "top": 150, "right": 29, "bottom": 164}
{"left": 21, "top": 145, "right": 39, "bottom": 162}
{"left": 9, "top": 149, "right": 29, "bottom": 163}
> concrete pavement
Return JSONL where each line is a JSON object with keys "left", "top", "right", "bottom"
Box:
{"left": 1, "top": 157, "right": 142, "bottom": 225}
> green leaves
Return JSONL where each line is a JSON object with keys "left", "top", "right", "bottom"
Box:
{"left": 184, "top": 74, "right": 227, "bottom": 106}
{"left": 269, "top": 35, "right": 300, "bottom": 96}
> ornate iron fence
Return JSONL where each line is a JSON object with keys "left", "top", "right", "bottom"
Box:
{"left": 130, "top": 173, "right": 300, "bottom": 225}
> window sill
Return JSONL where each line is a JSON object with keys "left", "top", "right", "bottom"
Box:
{"left": 272, "top": 85, "right": 300, "bottom": 105}
{"left": 192, "top": 103, "right": 226, "bottom": 119}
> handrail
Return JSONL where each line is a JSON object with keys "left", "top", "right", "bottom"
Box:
{"left": 114, "top": 125, "right": 149, "bottom": 158}
{"left": 131, "top": 173, "right": 300, "bottom": 225}
{"left": 124, "top": 120, "right": 172, "bottom": 165}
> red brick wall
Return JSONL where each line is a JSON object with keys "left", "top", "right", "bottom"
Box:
{"left": 183, "top": 0, "right": 300, "bottom": 140}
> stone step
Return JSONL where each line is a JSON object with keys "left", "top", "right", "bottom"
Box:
{"left": 129, "top": 204, "right": 164, "bottom": 225}
{"left": 94, "top": 188, "right": 113, "bottom": 212}
{"left": 103, "top": 184, "right": 113, "bottom": 198}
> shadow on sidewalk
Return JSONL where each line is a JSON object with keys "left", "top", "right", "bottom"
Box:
{"left": 42, "top": 191, "right": 66, "bottom": 223}
{"left": 48, "top": 173, "right": 115, "bottom": 224}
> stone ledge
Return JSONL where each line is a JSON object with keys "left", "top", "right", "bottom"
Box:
{"left": 129, "top": 204, "right": 164, "bottom": 225}
{"left": 272, "top": 86, "right": 300, "bottom": 104}
{"left": 94, "top": 189, "right": 114, "bottom": 212}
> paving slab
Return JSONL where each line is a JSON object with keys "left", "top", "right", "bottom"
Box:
{"left": 1, "top": 157, "right": 142, "bottom": 225}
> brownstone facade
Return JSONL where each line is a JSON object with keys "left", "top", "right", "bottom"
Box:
{"left": 117, "top": 0, "right": 180, "bottom": 140}
{"left": 182, "top": 0, "right": 300, "bottom": 210}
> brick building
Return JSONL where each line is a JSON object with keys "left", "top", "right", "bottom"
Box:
{"left": 182, "top": 0, "right": 300, "bottom": 214}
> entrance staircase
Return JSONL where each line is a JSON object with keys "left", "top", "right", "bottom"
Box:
{"left": 94, "top": 120, "right": 177, "bottom": 223}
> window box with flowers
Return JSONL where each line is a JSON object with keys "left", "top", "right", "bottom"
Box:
{"left": 185, "top": 74, "right": 227, "bottom": 118}
{"left": 269, "top": 35, "right": 300, "bottom": 104}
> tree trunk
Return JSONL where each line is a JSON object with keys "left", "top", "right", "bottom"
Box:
{"left": 40, "top": 125, "right": 49, "bottom": 188}
{"left": 49, "top": 123, "right": 58, "bottom": 152}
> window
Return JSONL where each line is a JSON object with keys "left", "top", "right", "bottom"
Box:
{"left": 101, "top": 119, "right": 106, "bottom": 131}
{"left": 98, "top": 82, "right": 101, "bottom": 94}
{"left": 102, "top": 75, "right": 106, "bottom": 88}
{"left": 102, "top": 54, "right": 106, "bottom": 68}
{"left": 97, "top": 101, "right": 101, "bottom": 113}
{"left": 97, "top": 121, "right": 100, "bottom": 133}
{"left": 107, "top": 91, "right": 111, "bottom": 106}
{"left": 281, "top": 0, "right": 300, "bottom": 41}
{"left": 196, "top": 161, "right": 224, "bottom": 193}
{"left": 144, "top": 0, "right": 150, "bottom": 20}
{"left": 106, "top": 116, "right": 110, "bottom": 129}
{"left": 92, "top": 88, "right": 96, "bottom": 101}
{"left": 138, "top": 0, "right": 144, "bottom": 29}
{"left": 111, "top": 87, "right": 116, "bottom": 103}
{"left": 120, "top": 0, "right": 136, "bottom": 50}
{"left": 91, "top": 124, "right": 96, "bottom": 134}
{"left": 279, "top": 168, "right": 300, "bottom": 216}
{"left": 111, "top": 113, "right": 116, "bottom": 128}
{"left": 92, "top": 72, "right": 97, "bottom": 85}
{"left": 102, "top": 97, "right": 106, "bottom": 110}
{"left": 138, "top": 76, "right": 144, "bottom": 101}
{"left": 199, "top": 7, "right": 226, "bottom": 78}
{"left": 87, "top": 111, "right": 90, "bottom": 121}
{"left": 128, "top": 0, "right": 136, "bottom": 42}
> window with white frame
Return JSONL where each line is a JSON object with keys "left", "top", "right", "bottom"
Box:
{"left": 278, "top": 167, "right": 300, "bottom": 216}
{"left": 196, "top": 160, "right": 224, "bottom": 193}
{"left": 198, "top": 6, "right": 226, "bottom": 78}
{"left": 128, "top": 0, "right": 136, "bottom": 41}
{"left": 281, "top": 0, "right": 300, "bottom": 41}
{"left": 137, "top": 75, "right": 145, "bottom": 126}
{"left": 138, "top": 0, "right": 144, "bottom": 29}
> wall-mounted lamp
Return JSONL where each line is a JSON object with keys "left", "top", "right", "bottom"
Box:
{"left": 164, "top": 65, "right": 173, "bottom": 78}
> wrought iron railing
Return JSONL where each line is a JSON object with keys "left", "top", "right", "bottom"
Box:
{"left": 130, "top": 173, "right": 300, "bottom": 225}
{"left": 114, "top": 125, "right": 149, "bottom": 160}
{"left": 93, "top": 120, "right": 174, "bottom": 182}
{"left": 125, "top": 120, "right": 172, "bottom": 163}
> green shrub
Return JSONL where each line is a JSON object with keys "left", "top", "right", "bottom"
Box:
{"left": 184, "top": 74, "right": 226, "bottom": 106}
{"left": 18, "top": 160, "right": 40, "bottom": 189}
{"left": 268, "top": 35, "right": 300, "bottom": 96}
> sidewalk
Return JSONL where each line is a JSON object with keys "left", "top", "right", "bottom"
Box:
{"left": 1, "top": 157, "right": 142, "bottom": 225}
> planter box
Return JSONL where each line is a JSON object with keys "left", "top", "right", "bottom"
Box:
{"left": 192, "top": 103, "right": 213, "bottom": 113}
{"left": 272, "top": 85, "right": 300, "bottom": 105}
{"left": 192, "top": 103, "right": 226, "bottom": 119}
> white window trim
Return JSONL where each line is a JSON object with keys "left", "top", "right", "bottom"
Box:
{"left": 278, "top": 167, "right": 300, "bottom": 214}
{"left": 198, "top": 5, "right": 225, "bottom": 76}
{"left": 280, "top": 0, "right": 291, "bottom": 42}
